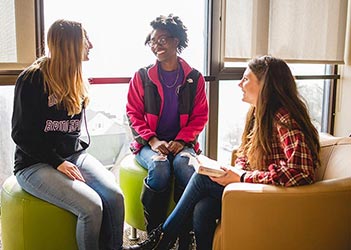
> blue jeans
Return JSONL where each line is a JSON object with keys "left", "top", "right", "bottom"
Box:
{"left": 16, "top": 152, "right": 124, "bottom": 250}
{"left": 162, "top": 173, "right": 223, "bottom": 250}
{"left": 135, "top": 145, "right": 196, "bottom": 192}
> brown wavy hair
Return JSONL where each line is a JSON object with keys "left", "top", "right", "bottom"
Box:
{"left": 237, "top": 56, "right": 320, "bottom": 170}
{"left": 26, "top": 19, "right": 89, "bottom": 116}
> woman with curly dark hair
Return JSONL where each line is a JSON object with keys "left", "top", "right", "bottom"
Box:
{"left": 126, "top": 14, "right": 208, "bottom": 249}
{"left": 127, "top": 55, "right": 320, "bottom": 250}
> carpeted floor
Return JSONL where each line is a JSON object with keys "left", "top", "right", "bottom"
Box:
{"left": 123, "top": 225, "right": 178, "bottom": 249}
{"left": 123, "top": 225, "right": 149, "bottom": 247}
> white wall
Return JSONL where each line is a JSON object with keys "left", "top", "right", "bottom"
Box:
{"left": 334, "top": 64, "right": 351, "bottom": 136}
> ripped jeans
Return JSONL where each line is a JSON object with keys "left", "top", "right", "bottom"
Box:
{"left": 135, "top": 145, "right": 196, "bottom": 193}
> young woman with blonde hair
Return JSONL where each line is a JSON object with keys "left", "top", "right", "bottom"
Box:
{"left": 12, "top": 19, "right": 125, "bottom": 250}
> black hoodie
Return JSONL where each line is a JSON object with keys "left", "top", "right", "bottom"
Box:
{"left": 11, "top": 69, "right": 88, "bottom": 174}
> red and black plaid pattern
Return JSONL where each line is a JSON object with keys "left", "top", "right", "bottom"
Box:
{"left": 236, "top": 108, "right": 316, "bottom": 187}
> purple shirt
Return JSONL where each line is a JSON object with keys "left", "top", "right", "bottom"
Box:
{"left": 156, "top": 66, "right": 184, "bottom": 141}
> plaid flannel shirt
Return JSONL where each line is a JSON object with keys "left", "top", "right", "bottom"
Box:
{"left": 236, "top": 108, "right": 316, "bottom": 187}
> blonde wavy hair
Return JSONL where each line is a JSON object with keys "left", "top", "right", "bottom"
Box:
{"left": 237, "top": 56, "right": 320, "bottom": 170}
{"left": 26, "top": 19, "right": 89, "bottom": 116}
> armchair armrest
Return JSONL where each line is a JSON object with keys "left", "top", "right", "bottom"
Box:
{"left": 215, "top": 177, "right": 351, "bottom": 250}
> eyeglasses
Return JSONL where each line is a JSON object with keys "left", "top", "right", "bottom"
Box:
{"left": 147, "top": 36, "right": 173, "bottom": 47}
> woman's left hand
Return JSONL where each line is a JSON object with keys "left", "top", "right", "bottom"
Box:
{"left": 168, "top": 140, "right": 185, "bottom": 155}
{"left": 210, "top": 166, "right": 241, "bottom": 186}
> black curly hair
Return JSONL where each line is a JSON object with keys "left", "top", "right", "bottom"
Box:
{"left": 145, "top": 14, "right": 188, "bottom": 53}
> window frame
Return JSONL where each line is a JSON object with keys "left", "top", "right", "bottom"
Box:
{"left": 0, "top": 0, "right": 44, "bottom": 86}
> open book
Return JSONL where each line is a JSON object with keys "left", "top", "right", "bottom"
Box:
{"left": 182, "top": 152, "right": 226, "bottom": 177}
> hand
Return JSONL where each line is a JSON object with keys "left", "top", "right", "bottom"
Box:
{"left": 209, "top": 166, "right": 240, "bottom": 186}
{"left": 167, "top": 140, "right": 185, "bottom": 155}
{"left": 57, "top": 160, "right": 85, "bottom": 182}
{"left": 149, "top": 137, "right": 170, "bottom": 155}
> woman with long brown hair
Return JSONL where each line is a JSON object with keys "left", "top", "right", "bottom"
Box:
{"left": 12, "top": 19, "right": 125, "bottom": 250}
{"left": 127, "top": 55, "right": 320, "bottom": 250}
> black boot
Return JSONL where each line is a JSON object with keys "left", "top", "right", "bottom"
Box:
{"left": 125, "top": 224, "right": 176, "bottom": 250}
{"left": 177, "top": 220, "right": 196, "bottom": 250}
{"left": 141, "top": 178, "right": 171, "bottom": 234}
{"left": 125, "top": 224, "right": 163, "bottom": 250}
{"left": 177, "top": 231, "right": 196, "bottom": 250}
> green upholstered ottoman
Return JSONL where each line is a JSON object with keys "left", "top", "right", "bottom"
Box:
{"left": 1, "top": 175, "right": 78, "bottom": 250}
{"left": 119, "top": 154, "right": 175, "bottom": 239}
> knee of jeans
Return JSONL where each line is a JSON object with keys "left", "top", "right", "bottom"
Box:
{"left": 79, "top": 197, "right": 103, "bottom": 221}
{"left": 173, "top": 154, "right": 194, "bottom": 181}
{"left": 105, "top": 189, "right": 124, "bottom": 208}
{"left": 147, "top": 162, "right": 172, "bottom": 191}
{"left": 151, "top": 153, "right": 168, "bottom": 162}
{"left": 173, "top": 151, "right": 191, "bottom": 166}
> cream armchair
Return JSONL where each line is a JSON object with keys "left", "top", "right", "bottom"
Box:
{"left": 213, "top": 134, "right": 351, "bottom": 250}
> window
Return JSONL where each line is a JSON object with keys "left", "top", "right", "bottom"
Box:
{"left": 224, "top": 0, "right": 348, "bottom": 63}
{"left": 0, "top": 85, "right": 15, "bottom": 185}
{"left": 0, "top": 0, "right": 36, "bottom": 71}
{"left": 43, "top": 0, "right": 207, "bottom": 167}
{"left": 209, "top": 0, "right": 341, "bottom": 163}
{"left": 44, "top": 1, "right": 206, "bottom": 77}
{"left": 0, "top": 0, "right": 16, "bottom": 63}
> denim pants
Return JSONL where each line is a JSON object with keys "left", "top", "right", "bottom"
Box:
{"left": 135, "top": 145, "right": 196, "bottom": 192}
{"left": 162, "top": 173, "right": 224, "bottom": 250}
{"left": 16, "top": 152, "right": 125, "bottom": 250}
